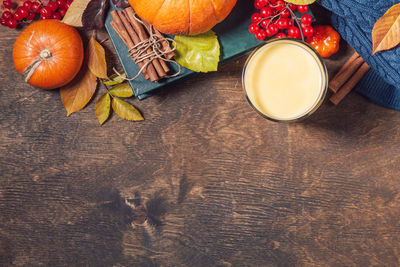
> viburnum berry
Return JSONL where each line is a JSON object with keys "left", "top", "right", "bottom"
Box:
{"left": 280, "top": 8, "right": 290, "bottom": 18}
{"left": 297, "top": 5, "right": 309, "bottom": 13}
{"left": 3, "top": 0, "right": 13, "bottom": 9}
{"left": 256, "top": 29, "right": 267, "bottom": 40}
{"left": 303, "top": 26, "right": 314, "bottom": 37}
{"left": 23, "top": 0, "right": 33, "bottom": 10}
{"left": 251, "top": 13, "right": 262, "bottom": 23}
{"left": 288, "top": 4, "right": 296, "bottom": 11}
{"left": 7, "top": 18, "right": 17, "bottom": 28}
{"left": 276, "top": 18, "right": 288, "bottom": 29}
{"left": 51, "top": 12, "right": 61, "bottom": 19}
{"left": 26, "top": 11, "right": 35, "bottom": 20}
{"left": 13, "top": 12, "right": 23, "bottom": 21}
{"left": 0, "top": 17, "right": 7, "bottom": 26}
{"left": 249, "top": 23, "right": 259, "bottom": 34}
{"left": 249, "top": 0, "right": 313, "bottom": 41}
{"left": 16, "top": 6, "right": 29, "bottom": 18}
{"left": 266, "top": 23, "right": 279, "bottom": 37}
{"left": 300, "top": 23, "right": 308, "bottom": 29}
{"left": 301, "top": 14, "right": 312, "bottom": 25}
{"left": 59, "top": 8, "right": 67, "bottom": 17}
{"left": 2, "top": 11, "right": 13, "bottom": 20}
{"left": 254, "top": 0, "right": 267, "bottom": 9}
{"left": 274, "top": 0, "right": 285, "bottom": 11}
{"left": 276, "top": 32, "right": 287, "bottom": 38}
{"left": 260, "top": 19, "right": 269, "bottom": 29}
{"left": 40, "top": 6, "right": 52, "bottom": 17}
{"left": 266, "top": 28, "right": 274, "bottom": 37}
{"left": 56, "top": 0, "right": 66, "bottom": 8}
{"left": 288, "top": 26, "right": 300, "bottom": 38}
{"left": 47, "top": 1, "right": 58, "bottom": 12}
{"left": 260, "top": 7, "right": 272, "bottom": 18}
{"left": 31, "top": 2, "right": 41, "bottom": 13}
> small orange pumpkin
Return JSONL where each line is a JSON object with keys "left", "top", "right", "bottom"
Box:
{"left": 13, "top": 19, "right": 84, "bottom": 90}
{"left": 129, "top": 0, "right": 238, "bottom": 35}
{"left": 306, "top": 25, "right": 340, "bottom": 58}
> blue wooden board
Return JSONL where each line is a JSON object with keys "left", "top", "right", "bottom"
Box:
{"left": 105, "top": 1, "right": 312, "bottom": 100}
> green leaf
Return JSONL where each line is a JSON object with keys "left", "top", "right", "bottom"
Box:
{"left": 109, "top": 83, "right": 134, "bottom": 98}
{"left": 104, "top": 72, "right": 126, "bottom": 86}
{"left": 174, "top": 30, "right": 220, "bottom": 73}
{"left": 112, "top": 98, "right": 144, "bottom": 121}
{"left": 95, "top": 93, "right": 111, "bottom": 125}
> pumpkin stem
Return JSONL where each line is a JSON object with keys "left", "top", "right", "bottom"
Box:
{"left": 39, "top": 49, "right": 52, "bottom": 60}
{"left": 22, "top": 49, "right": 52, "bottom": 83}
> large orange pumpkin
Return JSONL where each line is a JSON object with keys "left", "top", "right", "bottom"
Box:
{"left": 129, "top": 0, "right": 238, "bottom": 35}
{"left": 13, "top": 20, "right": 84, "bottom": 90}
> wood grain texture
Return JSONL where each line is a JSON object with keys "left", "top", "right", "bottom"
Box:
{"left": 1, "top": 6, "right": 400, "bottom": 266}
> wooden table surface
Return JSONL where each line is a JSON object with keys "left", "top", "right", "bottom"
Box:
{"left": 1, "top": 5, "right": 400, "bottom": 267}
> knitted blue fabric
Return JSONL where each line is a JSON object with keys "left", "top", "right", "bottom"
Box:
{"left": 320, "top": 0, "right": 400, "bottom": 110}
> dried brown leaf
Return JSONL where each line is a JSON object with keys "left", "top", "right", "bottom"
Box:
{"left": 95, "top": 93, "right": 111, "bottom": 125}
{"left": 87, "top": 36, "right": 108, "bottom": 79}
{"left": 372, "top": 3, "right": 400, "bottom": 54}
{"left": 60, "top": 64, "right": 97, "bottom": 116}
{"left": 112, "top": 98, "right": 144, "bottom": 121}
{"left": 61, "top": 0, "right": 91, "bottom": 27}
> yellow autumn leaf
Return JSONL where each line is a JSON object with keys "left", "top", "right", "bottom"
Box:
{"left": 112, "top": 98, "right": 144, "bottom": 121}
{"left": 104, "top": 72, "right": 126, "bottom": 86}
{"left": 372, "top": 3, "right": 400, "bottom": 55}
{"left": 95, "top": 93, "right": 111, "bottom": 125}
{"left": 61, "top": 0, "right": 91, "bottom": 27}
{"left": 284, "top": 0, "right": 316, "bottom": 5}
{"left": 87, "top": 36, "right": 108, "bottom": 79}
{"left": 60, "top": 64, "right": 97, "bottom": 116}
{"left": 109, "top": 83, "right": 134, "bottom": 98}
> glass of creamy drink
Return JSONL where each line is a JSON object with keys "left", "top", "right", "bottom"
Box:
{"left": 242, "top": 38, "right": 328, "bottom": 122}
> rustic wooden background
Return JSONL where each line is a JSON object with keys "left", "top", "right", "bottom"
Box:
{"left": 1, "top": 5, "right": 400, "bottom": 267}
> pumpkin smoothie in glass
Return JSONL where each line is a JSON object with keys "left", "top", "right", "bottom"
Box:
{"left": 242, "top": 38, "right": 328, "bottom": 122}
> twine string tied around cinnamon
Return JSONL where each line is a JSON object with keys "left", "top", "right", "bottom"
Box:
{"left": 115, "top": 15, "right": 181, "bottom": 81}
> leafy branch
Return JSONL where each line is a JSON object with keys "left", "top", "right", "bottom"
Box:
{"left": 60, "top": 34, "right": 144, "bottom": 125}
{"left": 95, "top": 76, "right": 144, "bottom": 125}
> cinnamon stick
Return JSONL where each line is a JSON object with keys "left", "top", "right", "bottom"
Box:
{"left": 141, "top": 21, "right": 171, "bottom": 72}
{"left": 329, "top": 52, "right": 365, "bottom": 93}
{"left": 124, "top": 8, "right": 167, "bottom": 78}
{"left": 110, "top": 21, "right": 127, "bottom": 45}
{"left": 111, "top": 22, "right": 150, "bottom": 81}
{"left": 110, "top": 11, "right": 132, "bottom": 47}
{"left": 154, "top": 27, "right": 175, "bottom": 60}
{"left": 117, "top": 11, "right": 159, "bottom": 82}
{"left": 138, "top": 18, "right": 173, "bottom": 72}
{"left": 110, "top": 10, "right": 152, "bottom": 81}
{"left": 158, "top": 55, "right": 170, "bottom": 73}
{"left": 330, "top": 62, "right": 371, "bottom": 105}
{"left": 111, "top": 23, "right": 150, "bottom": 80}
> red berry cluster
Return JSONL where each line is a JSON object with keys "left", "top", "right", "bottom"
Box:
{"left": 249, "top": 0, "right": 314, "bottom": 41}
{"left": 1, "top": 0, "right": 73, "bottom": 29}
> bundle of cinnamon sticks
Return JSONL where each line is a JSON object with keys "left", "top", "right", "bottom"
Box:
{"left": 329, "top": 52, "right": 370, "bottom": 105}
{"left": 110, "top": 7, "right": 175, "bottom": 82}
